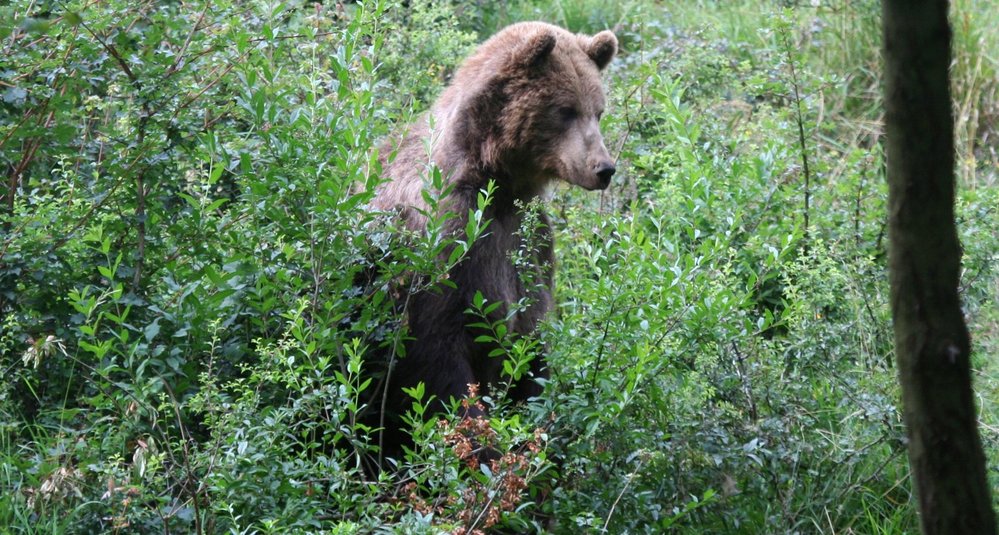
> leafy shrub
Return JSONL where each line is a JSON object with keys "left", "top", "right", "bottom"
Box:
{"left": 2, "top": 1, "right": 996, "bottom": 533}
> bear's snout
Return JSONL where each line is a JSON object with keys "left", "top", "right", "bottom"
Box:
{"left": 595, "top": 162, "right": 616, "bottom": 189}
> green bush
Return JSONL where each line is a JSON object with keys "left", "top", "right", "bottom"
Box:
{"left": 2, "top": 0, "right": 996, "bottom": 533}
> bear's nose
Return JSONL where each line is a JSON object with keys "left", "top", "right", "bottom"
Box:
{"left": 596, "top": 163, "right": 616, "bottom": 187}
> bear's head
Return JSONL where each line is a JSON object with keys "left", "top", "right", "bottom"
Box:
{"left": 440, "top": 22, "right": 618, "bottom": 196}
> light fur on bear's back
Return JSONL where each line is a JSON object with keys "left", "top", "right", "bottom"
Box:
{"left": 370, "top": 22, "right": 617, "bottom": 461}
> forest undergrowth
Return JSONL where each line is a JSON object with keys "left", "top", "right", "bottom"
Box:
{"left": 1, "top": 0, "right": 996, "bottom": 533}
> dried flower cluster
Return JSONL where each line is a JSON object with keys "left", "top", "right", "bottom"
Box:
{"left": 443, "top": 384, "right": 545, "bottom": 533}
{"left": 24, "top": 466, "right": 82, "bottom": 508}
{"left": 393, "top": 384, "right": 547, "bottom": 532}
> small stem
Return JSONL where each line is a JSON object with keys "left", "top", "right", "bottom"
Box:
{"left": 781, "top": 23, "right": 812, "bottom": 251}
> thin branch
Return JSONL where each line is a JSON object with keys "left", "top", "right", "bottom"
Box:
{"left": 602, "top": 455, "right": 645, "bottom": 533}
{"left": 780, "top": 23, "right": 812, "bottom": 250}
{"left": 164, "top": 1, "right": 210, "bottom": 80}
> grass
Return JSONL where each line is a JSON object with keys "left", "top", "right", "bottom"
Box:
{"left": 1, "top": 0, "right": 996, "bottom": 532}
{"left": 952, "top": 0, "right": 999, "bottom": 187}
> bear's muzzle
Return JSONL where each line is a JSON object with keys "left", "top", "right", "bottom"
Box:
{"left": 595, "top": 161, "right": 616, "bottom": 189}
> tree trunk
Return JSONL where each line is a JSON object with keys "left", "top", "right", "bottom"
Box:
{"left": 882, "top": 1, "right": 997, "bottom": 533}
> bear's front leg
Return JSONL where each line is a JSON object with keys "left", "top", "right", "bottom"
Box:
{"left": 391, "top": 334, "right": 480, "bottom": 414}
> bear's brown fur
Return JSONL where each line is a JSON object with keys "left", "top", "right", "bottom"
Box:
{"left": 372, "top": 21, "right": 617, "bottom": 456}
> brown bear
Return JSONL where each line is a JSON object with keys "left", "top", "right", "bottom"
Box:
{"left": 371, "top": 21, "right": 617, "bottom": 458}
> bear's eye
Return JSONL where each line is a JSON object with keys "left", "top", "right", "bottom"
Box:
{"left": 558, "top": 106, "right": 578, "bottom": 122}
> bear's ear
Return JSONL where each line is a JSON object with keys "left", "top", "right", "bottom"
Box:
{"left": 586, "top": 30, "right": 618, "bottom": 70}
{"left": 515, "top": 30, "right": 557, "bottom": 70}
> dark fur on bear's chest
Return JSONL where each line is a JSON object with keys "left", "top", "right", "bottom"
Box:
{"left": 392, "top": 207, "right": 554, "bottom": 413}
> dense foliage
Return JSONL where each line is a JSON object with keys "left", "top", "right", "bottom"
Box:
{"left": 2, "top": 0, "right": 996, "bottom": 533}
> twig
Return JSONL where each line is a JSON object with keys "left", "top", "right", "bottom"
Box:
{"left": 780, "top": 22, "right": 813, "bottom": 251}
{"left": 731, "top": 341, "right": 758, "bottom": 422}
{"left": 602, "top": 454, "right": 645, "bottom": 533}
{"left": 589, "top": 298, "right": 620, "bottom": 391}
{"left": 164, "top": 1, "right": 210, "bottom": 80}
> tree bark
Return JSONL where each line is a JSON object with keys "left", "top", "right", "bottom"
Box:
{"left": 882, "top": 1, "right": 997, "bottom": 533}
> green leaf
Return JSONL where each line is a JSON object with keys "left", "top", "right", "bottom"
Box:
{"left": 144, "top": 320, "right": 160, "bottom": 343}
